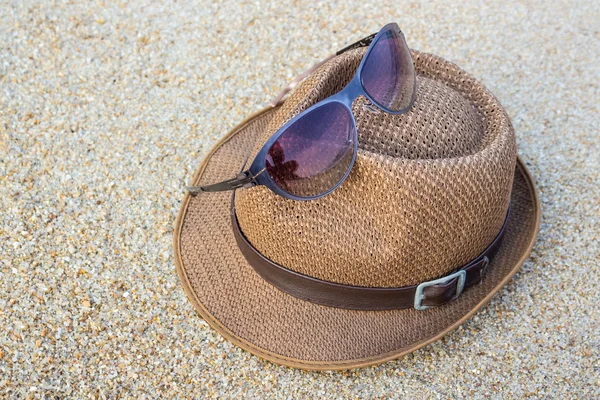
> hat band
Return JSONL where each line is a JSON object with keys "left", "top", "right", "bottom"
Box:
{"left": 231, "top": 196, "right": 509, "bottom": 311}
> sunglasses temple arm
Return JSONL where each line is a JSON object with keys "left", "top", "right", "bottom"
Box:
{"left": 186, "top": 171, "right": 255, "bottom": 195}
{"left": 335, "top": 32, "right": 377, "bottom": 56}
{"left": 268, "top": 54, "right": 336, "bottom": 108}
{"left": 267, "top": 32, "right": 377, "bottom": 108}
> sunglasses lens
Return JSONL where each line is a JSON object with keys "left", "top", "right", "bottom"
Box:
{"left": 265, "top": 102, "right": 356, "bottom": 199}
{"left": 361, "top": 27, "right": 415, "bottom": 112}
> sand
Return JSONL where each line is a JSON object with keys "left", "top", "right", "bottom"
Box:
{"left": 1, "top": 0, "right": 598, "bottom": 398}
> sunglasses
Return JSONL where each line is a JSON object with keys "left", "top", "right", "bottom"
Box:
{"left": 187, "top": 23, "right": 416, "bottom": 200}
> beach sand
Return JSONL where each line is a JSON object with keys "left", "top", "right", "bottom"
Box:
{"left": 1, "top": 0, "right": 598, "bottom": 397}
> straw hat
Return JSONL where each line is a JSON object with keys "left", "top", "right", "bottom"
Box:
{"left": 173, "top": 47, "right": 540, "bottom": 370}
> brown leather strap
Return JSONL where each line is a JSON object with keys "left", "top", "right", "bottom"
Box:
{"left": 232, "top": 197, "right": 509, "bottom": 310}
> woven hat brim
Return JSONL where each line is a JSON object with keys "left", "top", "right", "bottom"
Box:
{"left": 173, "top": 107, "right": 541, "bottom": 371}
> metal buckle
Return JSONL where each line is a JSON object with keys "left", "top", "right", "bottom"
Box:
{"left": 414, "top": 270, "right": 467, "bottom": 311}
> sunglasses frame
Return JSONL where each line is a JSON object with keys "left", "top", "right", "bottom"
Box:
{"left": 188, "top": 22, "right": 416, "bottom": 201}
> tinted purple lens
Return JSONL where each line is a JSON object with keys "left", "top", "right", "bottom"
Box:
{"left": 265, "top": 102, "right": 356, "bottom": 198}
{"left": 361, "top": 27, "right": 415, "bottom": 112}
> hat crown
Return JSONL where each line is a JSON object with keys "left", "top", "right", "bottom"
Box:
{"left": 234, "top": 49, "right": 516, "bottom": 288}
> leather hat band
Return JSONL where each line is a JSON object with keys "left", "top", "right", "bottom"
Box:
{"left": 231, "top": 195, "right": 509, "bottom": 311}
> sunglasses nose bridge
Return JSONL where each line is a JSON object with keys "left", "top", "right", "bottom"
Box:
{"left": 335, "top": 76, "right": 365, "bottom": 109}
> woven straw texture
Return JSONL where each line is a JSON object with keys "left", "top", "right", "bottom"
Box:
{"left": 175, "top": 51, "right": 539, "bottom": 369}
{"left": 234, "top": 49, "right": 517, "bottom": 287}
{"left": 176, "top": 50, "right": 539, "bottom": 366}
{"left": 176, "top": 107, "right": 538, "bottom": 366}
